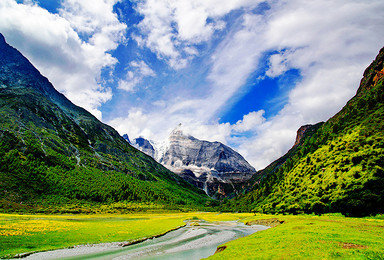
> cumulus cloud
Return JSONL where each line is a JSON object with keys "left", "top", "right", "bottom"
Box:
{"left": 0, "top": 0, "right": 126, "bottom": 119}
{"left": 109, "top": 108, "right": 155, "bottom": 140}
{"left": 109, "top": 108, "right": 264, "bottom": 147}
{"left": 112, "top": 0, "right": 384, "bottom": 170}
{"left": 134, "top": 0, "right": 261, "bottom": 69}
{"left": 233, "top": 110, "right": 266, "bottom": 132}
{"left": 237, "top": 0, "right": 384, "bottom": 169}
{"left": 3, "top": 0, "right": 383, "bottom": 171}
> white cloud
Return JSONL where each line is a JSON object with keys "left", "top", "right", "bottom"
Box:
{"left": 118, "top": 60, "right": 155, "bottom": 92}
{"left": 112, "top": 0, "right": 384, "bottom": 171}
{"left": 109, "top": 108, "right": 155, "bottom": 140}
{"left": 207, "top": 13, "right": 266, "bottom": 114}
{"left": 118, "top": 72, "right": 139, "bottom": 92}
{"left": 233, "top": 110, "right": 266, "bottom": 132}
{"left": 184, "top": 46, "right": 198, "bottom": 56}
{"left": 266, "top": 52, "right": 290, "bottom": 78}
{"left": 0, "top": 0, "right": 126, "bottom": 119}
{"left": 3, "top": 0, "right": 383, "bottom": 171}
{"left": 109, "top": 108, "right": 254, "bottom": 145}
{"left": 235, "top": 0, "right": 384, "bottom": 169}
{"left": 130, "top": 60, "right": 156, "bottom": 77}
{"left": 135, "top": 0, "right": 261, "bottom": 69}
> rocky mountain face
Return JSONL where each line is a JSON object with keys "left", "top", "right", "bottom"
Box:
{"left": 245, "top": 122, "right": 324, "bottom": 189}
{"left": 0, "top": 33, "right": 207, "bottom": 211}
{"left": 130, "top": 125, "right": 256, "bottom": 198}
{"left": 122, "top": 134, "right": 131, "bottom": 144}
{"left": 293, "top": 124, "right": 321, "bottom": 147}
{"left": 132, "top": 137, "right": 156, "bottom": 158}
{"left": 224, "top": 46, "right": 384, "bottom": 216}
{"left": 163, "top": 126, "right": 255, "bottom": 173}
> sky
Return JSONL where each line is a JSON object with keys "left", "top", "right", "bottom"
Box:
{"left": 1, "top": 0, "right": 384, "bottom": 169}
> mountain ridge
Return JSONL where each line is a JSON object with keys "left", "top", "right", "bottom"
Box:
{"left": 0, "top": 33, "right": 208, "bottom": 212}
{"left": 223, "top": 45, "right": 384, "bottom": 216}
{"left": 130, "top": 126, "right": 256, "bottom": 198}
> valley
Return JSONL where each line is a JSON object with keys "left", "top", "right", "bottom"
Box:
{"left": 1, "top": 212, "right": 383, "bottom": 259}
{"left": 0, "top": 1, "right": 384, "bottom": 258}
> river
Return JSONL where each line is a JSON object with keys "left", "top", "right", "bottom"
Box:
{"left": 25, "top": 220, "right": 269, "bottom": 260}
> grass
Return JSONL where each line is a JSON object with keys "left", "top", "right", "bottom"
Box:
{"left": 208, "top": 214, "right": 384, "bottom": 259}
{"left": 1, "top": 212, "right": 383, "bottom": 259}
{"left": 0, "top": 213, "right": 190, "bottom": 258}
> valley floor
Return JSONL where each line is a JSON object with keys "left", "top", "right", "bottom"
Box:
{"left": 0, "top": 212, "right": 383, "bottom": 259}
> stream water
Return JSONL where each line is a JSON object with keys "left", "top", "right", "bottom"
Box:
{"left": 25, "top": 220, "right": 269, "bottom": 260}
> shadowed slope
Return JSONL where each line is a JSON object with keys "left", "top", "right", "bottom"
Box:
{"left": 0, "top": 33, "right": 208, "bottom": 212}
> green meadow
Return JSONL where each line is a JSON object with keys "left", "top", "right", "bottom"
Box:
{"left": 1, "top": 212, "right": 384, "bottom": 259}
{"left": 210, "top": 214, "right": 384, "bottom": 259}
{"left": 0, "top": 212, "right": 191, "bottom": 258}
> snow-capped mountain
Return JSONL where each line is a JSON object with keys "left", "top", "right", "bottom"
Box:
{"left": 125, "top": 125, "right": 256, "bottom": 197}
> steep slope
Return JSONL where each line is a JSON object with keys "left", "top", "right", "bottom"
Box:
{"left": 225, "top": 46, "right": 384, "bottom": 216}
{"left": 0, "top": 33, "right": 208, "bottom": 212}
{"left": 132, "top": 125, "right": 256, "bottom": 198}
{"left": 245, "top": 123, "right": 324, "bottom": 188}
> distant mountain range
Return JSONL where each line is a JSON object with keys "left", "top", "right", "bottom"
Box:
{"left": 132, "top": 137, "right": 156, "bottom": 159}
{"left": 0, "top": 33, "right": 208, "bottom": 212}
{"left": 224, "top": 46, "right": 384, "bottom": 216}
{"left": 127, "top": 124, "right": 256, "bottom": 197}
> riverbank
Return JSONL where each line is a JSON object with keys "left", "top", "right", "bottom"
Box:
{"left": 21, "top": 220, "right": 268, "bottom": 259}
{"left": 12, "top": 224, "right": 188, "bottom": 259}
{"left": 208, "top": 214, "right": 384, "bottom": 259}
{"left": 1, "top": 213, "right": 383, "bottom": 259}
{"left": 0, "top": 212, "right": 255, "bottom": 258}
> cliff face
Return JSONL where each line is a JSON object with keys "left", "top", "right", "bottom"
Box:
{"left": 132, "top": 137, "right": 156, "bottom": 158}
{"left": 162, "top": 127, "right": 256, "bottom": 174}
{"left": 294, "top": 125, "right": 317, "bottom": 146}
{"left": 356, "top": 46, "right": 384, "bottom": 96}
{"left": 130, "top": 126, "right": 256, "bottom": 198}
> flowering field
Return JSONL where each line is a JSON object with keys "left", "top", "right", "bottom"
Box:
{"left": 1, "top": 213, "right": 383, "bottom": 259}
{"left": 0, "top": 213, "right": 189, "bottom": 258}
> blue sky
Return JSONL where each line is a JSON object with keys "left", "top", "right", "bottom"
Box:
{"left": 1, "top": 0, "right": 384, "bottom": 169}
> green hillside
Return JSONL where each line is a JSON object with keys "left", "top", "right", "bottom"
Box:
{"left": 224, "top": 46, "right": 384, "bottom": 216}
{"left": 0, "top": 34, "right": 208, "bottom": 213}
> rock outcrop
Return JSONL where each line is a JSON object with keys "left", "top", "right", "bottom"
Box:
{"left": 162, "top": 126, "right": 255, "bottom": 174}
{"left": 132, "top": 137, "right": 156, "bottom": 158}
{"left": 130, "top": 125, "right": 256, "bottom": 198}
{"left": 122, "top": 134, "right": 131, "bottom": 144}
{"left": 228, "top": 46, "right": 384, "bottom": 216}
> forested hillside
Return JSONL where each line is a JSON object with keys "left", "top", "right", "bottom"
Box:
{"left": 224, "top": 46, "right": 384, "bottom": 216}
{"left": 0, "top": 33, "right": 208, "bottom": 213}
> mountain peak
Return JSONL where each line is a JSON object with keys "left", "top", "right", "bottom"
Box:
{"left": 0, "top": 33, "right": 207, "bottom": 209}
{"left": 294, "top": 123, "right": 324, "bottom": 147}
{"left": 132, "top": 137, "right": 155, "bottom": 158}
{"left": 122, "top": 134, "right": 131, "bottom": 144}
{"left": 234, "top": 45, "right": 384, "bottom": 216}
{"left": 0, "top": 33, "right": 5, "bottom": 45}
{"left": 356, "top": 46, "right": 384, "bottom": 96}
{"left": 170, "top": 123, "right": 185, "bottom": 137}
{"left": 0, "top": 31, "right": 75, "bottom": 114}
